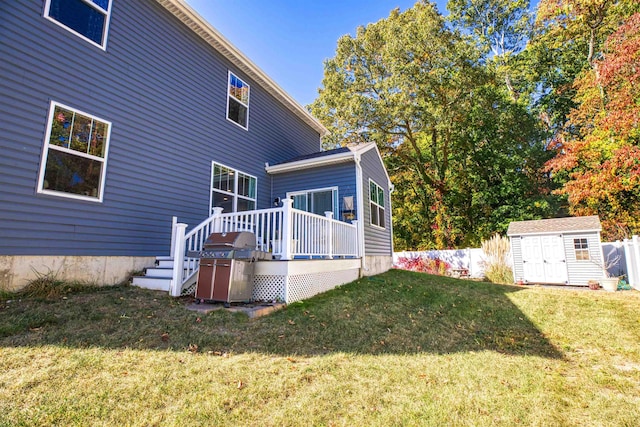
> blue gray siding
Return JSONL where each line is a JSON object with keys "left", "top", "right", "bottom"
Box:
{"left": 271, "top": 163, "right": 357, "bottom": 219}
{"left": 360, "top": 148, "right": 392, "bottom": 256}
{"left": 0, "top": 1, "right": 321, "bottom": 256}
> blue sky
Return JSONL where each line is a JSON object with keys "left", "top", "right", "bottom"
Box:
{"left": 186, "top": 0, "right": 450, "bottom": 107}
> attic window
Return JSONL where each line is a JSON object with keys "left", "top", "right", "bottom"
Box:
{"left": 227, "top": 72, "right": 250, "bottom": 129}
{"left": 574, "top": 238, "right": 590, "bottom": 261}
{"left": 45, "top": 0, "right": 112, "bottom": 49}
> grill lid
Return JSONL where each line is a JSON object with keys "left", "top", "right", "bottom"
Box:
{"left": 203, "top": 231, "right": 256, "bottom": 250}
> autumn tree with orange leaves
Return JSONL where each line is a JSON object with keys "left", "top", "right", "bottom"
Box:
{"left": 532, "top": 0, "right": 640, "bottom": 239}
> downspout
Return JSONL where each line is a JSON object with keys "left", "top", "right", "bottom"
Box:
{"left": 388, "top": 182, "right": 395, "bottom": 256}
{"left": 355, "top": 153, "right": 366, "bottom": 274}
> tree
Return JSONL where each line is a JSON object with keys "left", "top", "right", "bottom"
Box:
{"left": 312, "top": 1, "right": 555, "bottom": 249}
{"left": 448, "top": 0, "right": 533, "bottom": 101}
{"left": 544, "top": 13, "right": 640, "bottom": 239}
{"left": 530, "top": 0, "right": 640, "bottom": 134}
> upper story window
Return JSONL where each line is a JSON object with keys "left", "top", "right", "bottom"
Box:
{"left": 574, "top": 238, "right": 590, "bottom": 261}
{"left": 44, "top": 0, "right": 112, "bottom": 49}
{"left": 369, "top": 179, "right": 385, "bottom": 228}
{"left": 38, "top": 101, "right": 111, "bottom": 202}
{"left": 210, "top": 162, "right": 257, "bottom": 213}
{"left": 227, "top": 72, "right": 250, "bottom": 129}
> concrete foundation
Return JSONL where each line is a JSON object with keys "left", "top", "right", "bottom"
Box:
{"left": 361, "top": 255, "right": 393, "bottom": 276}
{"left": 0, "top": 255, "right": 156, "bottom": 292}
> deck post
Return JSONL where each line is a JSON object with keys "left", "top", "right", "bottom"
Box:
{"left": 211, "top": 207, "right": 224, "bottom": 233}
{"left": 281, "top": 199, "right": 293, "bottom": 260}
{"left": 170, "top": 222, "right": 188, "bottom": 297}
{"left": 325, "top": 211, "right": 334, "bottom": 259}
{"left": 352, "top": 219, "right": 361, "bottom": 258}
{"left": 170, "top": 216, "right": 178, "bottom": 256}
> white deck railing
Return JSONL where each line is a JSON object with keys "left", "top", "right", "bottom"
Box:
{"left": 168, "top": 199, "right": 359, "bottom": 296}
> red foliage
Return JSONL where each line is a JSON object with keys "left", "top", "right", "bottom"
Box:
{"left": 544, "top": 13, "right": 640, "bottom": 238}
{"left": 395, "top": 256, "right": 452, "bottom": 276}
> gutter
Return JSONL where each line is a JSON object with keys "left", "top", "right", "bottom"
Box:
{"left": 265, "top": 151, "right": 354, "bottom": 174}
{"left": 507, "top": 229, "right": 602, "bottom": 237}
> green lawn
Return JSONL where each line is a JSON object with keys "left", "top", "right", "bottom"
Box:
{"left": 1, "top": 269, "right": 639, "bottom": 426}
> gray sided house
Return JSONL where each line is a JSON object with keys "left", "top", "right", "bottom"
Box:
{"left": 0, "top": 0, "right": 393, "bottom": 300}
{"left": 267, "top": 142, "right": 394, "bottom": 274}
{"left": 507, "top": 216, "right": 604, "bottom": 286}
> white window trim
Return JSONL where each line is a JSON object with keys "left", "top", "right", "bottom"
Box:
{"left": 43, "top": 0, "right": 113, "bottom": 50}
{"left": 226, "top": 71, "right": 250, "bottom": 130}
{"left": 369, "top": 179, "right": 386, "bottom": 229}
{"left": 286, "top": 186, "right": 339, "bottom": 218}
{"left": 574, "top": 238, "right": 591, "bottom": 262}
{"left": 209, "top": 161, "right": 257, "bottom": 213}
{"left": 37, "top": 100, "right": 111, "bottom": 203}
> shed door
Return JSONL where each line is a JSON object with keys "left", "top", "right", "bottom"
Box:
{"left": 521, "top": 235, "right": 568, "bottom": 284}
{"left": 541, "top": 235, "right": 568, "bottom": 284}
{"left": 522, "top": 236, "right": 545, "bottom": 283}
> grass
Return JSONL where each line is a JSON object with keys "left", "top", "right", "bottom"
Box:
{"left": 1, "top": 269, "right": 639, "bottom": 426}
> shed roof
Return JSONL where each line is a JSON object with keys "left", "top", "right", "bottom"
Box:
{"left": 507, "top": 216, "right": 601, "bottom": 236}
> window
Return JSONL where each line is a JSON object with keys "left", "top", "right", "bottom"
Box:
{"left": 38, "top": 101, "right": 111, "bottom": 202}
{"left": 288, "top": 187, "right": 339, "bottom": 218}
{"left": 210, "top": 162, "right": 256, "bottom": 213}
{"left": 574, "top": 238, "right": 590, "bottom": 261}
{"left": 227, "top": 72, "right": 250, "bottom": 129}
{"left": 369, "top": 180, "right": 385, "bottom": 228}
{"left": 45, "top": 0, "right": 112, "bottom": 49}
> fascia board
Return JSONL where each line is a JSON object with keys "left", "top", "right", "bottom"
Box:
{"left": 266, "top": 152, "right": 355, "bottom": 174}
{"left": 507, "top": 229, "right": 602, "bottom": 237}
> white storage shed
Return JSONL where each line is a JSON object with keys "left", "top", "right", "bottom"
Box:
{"left": 507, "top": 216, "right": 604, "bottom": 286}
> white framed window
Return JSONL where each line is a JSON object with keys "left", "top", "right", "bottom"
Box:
{"left": 44, "top": 0, "right": 113, "bottom": 50}
{"left": 37, "top": 101, "right": 111, "bottom": 202}
{"left": 574, "top": 238, "right": 590, "bottom": 261}
{"left": 369, "top": 179, "right": 385, "bottom": 228}
{"left": 226, "top": 71, "right": 250, "bottom": 129}
{"left": 287, "top": 187, "right": 339, "bottom": 218}
{"left": 210, "top": 162, "right": 257, "bottom": 213}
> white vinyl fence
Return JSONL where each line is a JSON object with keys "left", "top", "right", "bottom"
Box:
{"left": 602, "top": 236, "right": 640, "bottom": 289}
{"left": 393, "top": 248, "right": 489, "bottom": 278}
{"left": 396, "top": 236, "right": 640, "bottom": 290}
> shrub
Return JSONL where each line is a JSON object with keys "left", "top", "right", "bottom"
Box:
{"left": 395, "top": 256, "right": 451, "bottom": 276}
{"left": 15, "top": 269, "right": 95, "bottom": 299}
{"left": 481, "top": 234, "right": 513, "bottom": 285}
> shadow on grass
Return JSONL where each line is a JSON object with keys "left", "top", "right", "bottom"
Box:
{"left": 0, "top": 269, "right": 563, "bottom": 359}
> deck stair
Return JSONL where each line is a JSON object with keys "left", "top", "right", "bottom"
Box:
{"left": 132, "top": 256, "right": 196, "bottom": 293}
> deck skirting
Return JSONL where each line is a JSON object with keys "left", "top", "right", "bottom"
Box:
{"left": 253, "top": 258, "right": 361, "bottom": 303}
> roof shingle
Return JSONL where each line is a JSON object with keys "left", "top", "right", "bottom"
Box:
{"left": 507, "top": 216, "right": 601, "bottom": 236}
